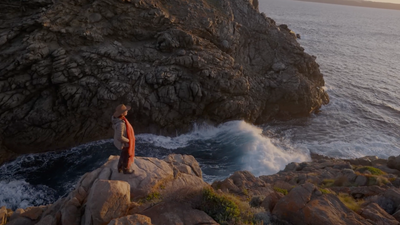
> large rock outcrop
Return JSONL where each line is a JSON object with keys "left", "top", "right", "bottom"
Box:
{"left": 0, "top": 0, "right": 329, "bottom": 162}
{"left": 4, "top": 153, "right": 400, "bottom": 225}
{"left": 5, "top": 154, "right": 212, "bottom": 225}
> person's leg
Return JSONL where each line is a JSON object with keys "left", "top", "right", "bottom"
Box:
{"left": 117, "top": 148, "right": 126, "bottom": 173}
{"left": 121, "top": 147, "right": 133, "bottom": 174}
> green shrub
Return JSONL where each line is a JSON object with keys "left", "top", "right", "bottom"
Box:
{"left": 138, "top": 191, "right": 161, "bottom": 204}
{"left": 200, "top": 188, "right": 241, "bottom": 224}
{"left": 273, "top": 187, "right": 288, "bottom": 195}
{"left": 357, "top": 166, "right": 386, "bottom": 175}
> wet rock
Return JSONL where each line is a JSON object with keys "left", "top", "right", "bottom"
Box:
{"left": 284, "top": 162, "right": 299, "bottom": 172}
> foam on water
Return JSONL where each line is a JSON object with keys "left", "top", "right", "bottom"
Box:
{"left": 138, "top": 121, "right": 310, "bottom": 177}
{"left": 0, "top": 121, "right": 309, "bottom": 209}
{"left": 0, "top": 180, "right": 56, "bottom": 210}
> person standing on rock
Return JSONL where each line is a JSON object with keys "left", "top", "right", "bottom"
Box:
{"left": 111, "top": 104, "right": 135, "bottom": 174}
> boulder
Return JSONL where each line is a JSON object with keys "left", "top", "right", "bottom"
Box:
{"left": 283, "top": 162, "right": 299, "bottom": 172}
{"left": 273, "top": 183, "right": 372, "bottom": 225}
{"left": 107, "top": 156, "right": 174, "bottom": 199}
{"left": 393, "top": 210, "right": 400, "bottom": 222}
{"left": 35, "top": 215, "right": 55, "bottom": 225}
{"left": 383, "top": 188, "right": 400, "bottom": 207}
{"left": 4, "top": 217, "right": 33, "bottom": 225}
{"left": 272, "top": 183, "right": 315, "bottom": 223}
{"left": 8, "top": 209, "right": 24, "bottom": 222}
{"left": 0, "top": 207, "right": 7, "bottom": 225}
{"left": 20, "top": 206, "right": 45, "bottom": 221}
{"left": 164, "top": 154, "right": 202, "bottom": 178}
{"left": 35, "top": 154, "right": 209, "bottom": 225}
{"left": 355, "top": 175, "right": 368, "bottom": 186}
{"left": 83, "top": 180, "right": 131, "bottom": 225}
{"left": 212, "top": 171, "right": 273, "bottom": 196}
{"left": 350, "top": 186, "right": 386, "bottom": 199}
{"left": 107, "top": 214, "right": 152, "bottom": 225}
{"left": 261, "top": 192, "right": 284, "bottom": 212}
{"left": 360, "top": 203, "right": 399, "bottom": 225}
{"left": 388, "top": 156, "right": 400, "bottom": 170}
{"left": 139, "top": 202, "right": 218, "bottom": 225}
{"left": 342, "top": 169, "right": 357, "bottom": 182}
{"left": 303, "top": 194, "right": 372, "bottom": 225}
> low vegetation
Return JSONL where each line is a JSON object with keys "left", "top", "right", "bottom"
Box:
{"left": 355, "top": 166, "right": 386, "bottom": 175}
{"left": 198, "top": 187, "right": 262, "bottom": 225}
{"left": 338, "top": 193, "right": 364, "bottom": 212}
{"left": 321, "top": 179, "right": 335, "bottom": 187}
{"left": 138, "top": 191, "right": 161, "bottom": 204}
{"left": 319, "top": 188, "right": 331, "bottom": 194}
{"left": 273, "top": 187, "right": 288, "bottom": 195}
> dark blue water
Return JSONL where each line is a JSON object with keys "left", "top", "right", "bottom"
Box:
{"left": 1, "top": 0, "right": 400, "bottom": 210}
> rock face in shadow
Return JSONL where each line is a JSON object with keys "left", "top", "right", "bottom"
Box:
{"left": 0, "top": 0, "right": 329, "bottom": 161}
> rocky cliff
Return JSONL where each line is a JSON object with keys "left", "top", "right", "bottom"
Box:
{"left": 2, "top": 154, "right": 400, "bottom": 225}
{"left": 0, "top": 0, "right": 329, "bottom": 162}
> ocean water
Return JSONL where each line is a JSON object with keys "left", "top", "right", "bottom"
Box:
{"left": 1, "top": 0, "right": 400, "bottom": 210}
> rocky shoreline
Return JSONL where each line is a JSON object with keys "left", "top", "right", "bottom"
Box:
{"left": 1, "top": 153, "right": 400, "bottom": 225}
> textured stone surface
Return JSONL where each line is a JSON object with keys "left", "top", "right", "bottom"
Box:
{"left": 34, "top": 154, "right": 209, "bottom": 225}
{"left": 272, "top": 183, "right": 372, "bottom": 225}
{"left": 212, "top": 170, "right": 274, "bottom": 196}
{"left": 0, "top": 206, "right": 7, "bottom": 225}
{"left": 107, "top": 214, "right": 153, "bottom": 225}
{"left": 360, "top": 203, "right": 399, "bottom": 225}
{"left": 388, "top": 155, "right": 400, "bottom": 171}
{"left": 0, "top": 0, "right": 329, "bottom": 163}
{"left": 139, "top": 202, "right": 218, "bottom": 225}
{"left": 83, "top": 180, "right": 131, "bottom": 225}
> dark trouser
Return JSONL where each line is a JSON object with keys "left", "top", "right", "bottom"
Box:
{"left": 118, "top": 147, "right": 129, "bottom": 171}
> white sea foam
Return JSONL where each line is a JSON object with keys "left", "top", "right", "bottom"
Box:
{"left": 139, "top": 120, "right": 310, "bottom": 176}
{"left": 0, "top": 180, "right": 56, "bottom": 210}
{"left": 220, "top": 121, "right": 310, "bottom": 176}
{"left": 136, "top": 123, "right": 221, "bottom": 149}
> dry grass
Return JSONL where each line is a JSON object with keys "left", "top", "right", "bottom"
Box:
{"left": 338, "top": 193, "right": 364, "bottom": 212}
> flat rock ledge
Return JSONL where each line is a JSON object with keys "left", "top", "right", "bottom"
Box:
{"left": 0, "top": 0, "right": 329, "bottom": 164}
{"left": 4, "top": 153, "right": 400, "bottom": 225}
